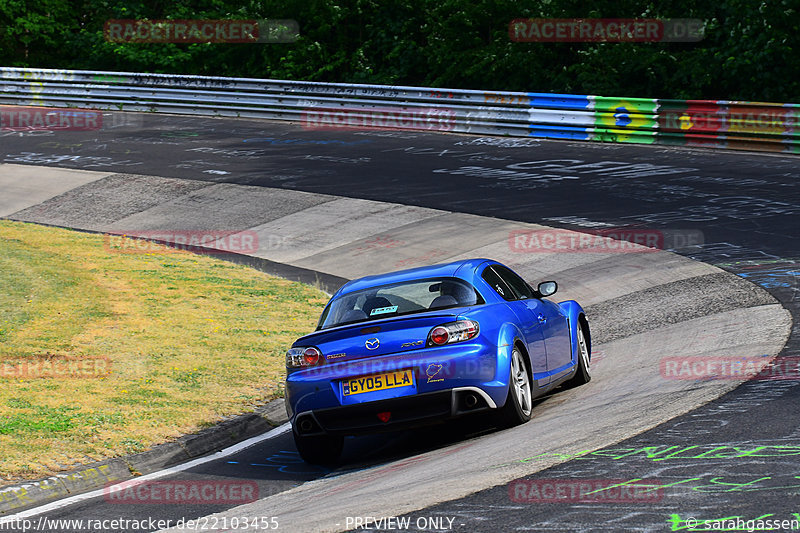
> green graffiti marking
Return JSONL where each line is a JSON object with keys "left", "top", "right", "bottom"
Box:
{"left": 92, "top": 74, "right": 128, "bottom": 83}
{"left": 584, "top": 475, "right": 800, "bottom": 497}
{"left": 495, "top": 443, "right": 800, "bottom": 468}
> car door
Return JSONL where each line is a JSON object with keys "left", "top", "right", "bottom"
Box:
{"left": 537, "top": 297, "right": 572, "bottom": 381}
{"left": 480, "top": 265, "right": 548, "bottom": 384}
{"left": 491, "top": 265, "right": 572, "bottom": 384}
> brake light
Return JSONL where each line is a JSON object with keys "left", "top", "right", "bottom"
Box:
{"left": 427, "top": 320, "right": 479, "bottom": 346}
{"left": 303, "top": 347, "right": 320, "bottom": 365}
{"left": 430, "top": 326, "right": 449, "bottom": 345}
{"left": 286, "top": 346, "right": 323, "bottom": 368}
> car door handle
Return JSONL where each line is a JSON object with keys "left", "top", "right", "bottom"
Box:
{"left": 537, "top": 313, "right": 547, "bottom": 324}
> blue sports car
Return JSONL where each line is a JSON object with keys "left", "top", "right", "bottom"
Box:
{"left": 285, "top": 258, "right": 591, "bottom": 464}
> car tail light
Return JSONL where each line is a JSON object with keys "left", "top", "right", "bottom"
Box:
{"left": 303, "top": 347, "right": 320, "bottom": 365}
{"left": 427, "top": 320, "right": 479, "bottom": 346}
{"left": 287, "top": 346, "right": 323, "bottom": 368}
{"left": 430, "top": 326, "right": 449, "bottom": 345}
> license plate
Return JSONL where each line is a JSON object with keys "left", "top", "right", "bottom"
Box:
{"left": 342, "top": 369, "right": 414, "bottom": 396}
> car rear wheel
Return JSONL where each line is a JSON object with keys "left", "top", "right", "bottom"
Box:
{"left": 499, "top": 346, "right": 533, "bottom": 427}
{"left": 293, "top": 431, "right": 343, "bottom": 465}
{"left": 564, "top": 321, "right": 591, "bottom": 388}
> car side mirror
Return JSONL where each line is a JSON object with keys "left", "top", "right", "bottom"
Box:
{"left": 537, "top": 281, "right": 557, "bottom": 297}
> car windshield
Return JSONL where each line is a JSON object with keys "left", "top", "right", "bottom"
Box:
{"left": 318, "top": 277, "right": 483, "bottom": 330}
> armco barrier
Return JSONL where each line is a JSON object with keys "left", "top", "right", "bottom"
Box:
{"left": 1, "top": 67, "right": 797, "bottom": 153}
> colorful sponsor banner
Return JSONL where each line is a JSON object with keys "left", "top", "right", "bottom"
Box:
{"left": 526, "top": 91, "right": 591, "bottom": 139}
{"left": 0, "top": 106, "right": 102, "bottom": 131}
{"left": 530, "top": 95, "right": 798, "bottom": 151}
{"left": 592, "top": 97, "right": 658, "bottom": 124}
{"left": 657, "top": 101, "right": 798, "bottom": 135}
{"left": 301, "top": 107, "right": 456, "bottom": 132}
{"left": 509, "top": 18, "right": 704, "bottom": 43}
{"left": 591, "top": 97, "right": 658, "bottom": 143}
{"left": 529, "top": 93, "right": 591, "bottom": 110}
{"left": 104, "top": 19, "right": 299, "bottom": 43}
{"left": 658, "top": 100, "right": 723, "bottom": 134}
{"left": 723, "top": 104, "right": 799, "bottom": 135}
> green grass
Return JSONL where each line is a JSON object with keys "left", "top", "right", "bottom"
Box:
{"left": 0, "top": 220, "right": 327, "bottom": 484}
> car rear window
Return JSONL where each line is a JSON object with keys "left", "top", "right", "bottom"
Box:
{"left": 317, "top": 277, "right": 483, "bottom": 329}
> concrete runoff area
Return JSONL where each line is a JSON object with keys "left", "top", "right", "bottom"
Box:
{"left": 0, "top": 164, "right": 113, "bottom": 217}
{"left": 291, "top": 212, "right": 526, "bottom": 278}
{"left": 9, "top": 173, "right": 213, "bottom": 231}
{"left": 245, "top": 198, "right": 446, "bottom": 264}
{"left": 501, "top": 248, "right": 724, "bottom": 306}
{"left": 0, "top": 166, "right": 791, "bottom": 532}
{"left": 109, "top": 183, "right": 335, "bottom": 233}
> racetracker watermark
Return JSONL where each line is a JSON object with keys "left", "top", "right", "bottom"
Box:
{"left": 1, "top": 106, "right": 102, "bottom": 131}
{"left": 509, "top": 228, "right": 704, "bottom": 253}
{"left": 661, "top": 110, "right": 798, "bottom": 132}
{"left": 103, "top": 230, "right": 267, "bottom": 255}
{"left": 0, "top": 356, "right": 111, "bottom": 379}
{"left": 104, "top": 479, "right": 259, "bottom": 504}
{"left": 302, "top": 107, "right": 456, "bottom": 132}
{"left": 509, "top": 478, "right": 664, "bottom": 503}
{"left": 300, "top": 358, "right": 495, "bottom": 381}
{"left": 104, "top": 19, "right": 299, "bottom": 43}
{"left": 509, "top": 18, "right": 704, "bottom": 42}
{"left": 660, "top": 356, "right": 800, "bottom": 381}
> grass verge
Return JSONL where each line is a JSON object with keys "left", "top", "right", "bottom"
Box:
{"left": 0, "top": 220, "right": 328, "bottom": 485}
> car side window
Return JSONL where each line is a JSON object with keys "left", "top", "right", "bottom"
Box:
{"left": 481, "top": 266, "right": 516, "bottom": 301}
{"left": 492, "top": 265, "right": 536, "bottom": 299}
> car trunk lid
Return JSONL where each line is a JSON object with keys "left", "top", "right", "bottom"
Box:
{"left": 295, "top": 311, "right": 462, "bottom": 363}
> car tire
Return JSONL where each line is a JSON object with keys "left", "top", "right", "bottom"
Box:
{"left": 499, "top": 346, "right": 533, "bottom": 427}
{"left": 563, "top": 320, "right": 591, "bottom": 388}
{"left": 293, "top": 431, "right": 343, "bottom": 465}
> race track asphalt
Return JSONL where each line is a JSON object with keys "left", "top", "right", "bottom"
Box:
{"left": 0, "top": 113, "right": 798, "bottom": 532}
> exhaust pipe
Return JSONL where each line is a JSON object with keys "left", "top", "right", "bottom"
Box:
{"left": 464, "top": 393, "right": 478, "bottom": 409}
{"left": 452, "top": 388, "right": 491, "bottom": 414}
{"left": 299, "top": 418, "right": 315, "bottom": 433}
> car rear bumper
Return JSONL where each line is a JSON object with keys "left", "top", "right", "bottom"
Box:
{"left": 292, "top": 387, "right": 497, "bottom": 436}
{"left": 285, "top": 342, "right": 509, "bottom": 417}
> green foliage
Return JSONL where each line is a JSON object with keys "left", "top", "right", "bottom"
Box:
{"left": 0, "top": 0, "right": 797, "bottom": 101}
{"left": 0, "top": 403, "right": 80, "bottom": 435}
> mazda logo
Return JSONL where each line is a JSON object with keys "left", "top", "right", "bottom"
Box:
{"left": 365, "top": 338, "right": 380, "bottom": 350}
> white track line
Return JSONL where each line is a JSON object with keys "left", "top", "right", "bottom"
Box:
{"left": 0, "top": 423, "right": 291, "bottom": 523}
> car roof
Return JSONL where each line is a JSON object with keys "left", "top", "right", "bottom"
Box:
{"left": 335, "top": 258, "right": 494, "bottom": 296}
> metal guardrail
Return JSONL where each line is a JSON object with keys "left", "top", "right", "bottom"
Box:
{"left": 1, "top": 67, "right": 798, "bottom": 153}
